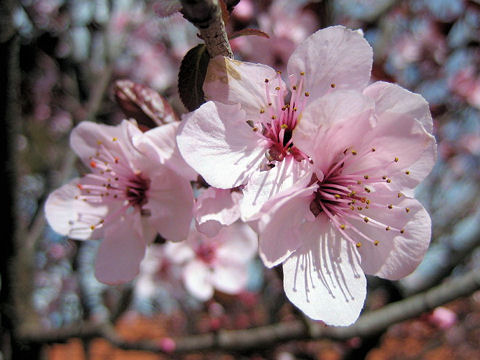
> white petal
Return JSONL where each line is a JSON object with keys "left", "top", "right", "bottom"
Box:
{"left": 283, "top": 218, "right": 367, "bottom": 326}
{"left": 183, "top": 260, "right": 214, "bottom": 301}
{"left": 177, "top": 101, "right": 269, "bottom": 188}
{"left": 287, "top": 25, "right": 373, "bottom": 100}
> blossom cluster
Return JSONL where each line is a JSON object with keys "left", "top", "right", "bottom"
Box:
{"left": 45, "top": 26, "right": 436, "bottom": 326}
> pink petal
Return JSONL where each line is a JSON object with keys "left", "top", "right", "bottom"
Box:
{"left": 204, "top": 56, "right": 287, "bottom": 118}
{"left": 287, "top": 26, "right": 373, "bottom": 100}
{"left": 134, "top": 122, "right": 197, "bottom": 181}
{"left": 183, "top": 260, "right": 214, "bottom": 301}
{"left": 145, "top": 167, "right": 194, "bottom": 242}
{"left": 215, "top": 222, "right": 258, "bottom": 263}
{"left": 258, "top": 184, "right": 317, "bottom": 268}
{"left": 94, "top": 216, "right": 147, "bottom": 285}
{"left": 70, "top": 120, "right": 142, "bottom": 167}
{"left": 356, "top": 196, "right": 432, "bottom": 280}
{"left": 45, "top": 179, "right": 108, "bottom": 240}
{"left": 293, "top": 90, "right": 375, "bottom": 174}
{"left": 177, "top": 101, "right": 269, "bottom": 188}
{"left": 282, "top": 218, "right": 367, "bottom": 325}
{"left": 195, "top": 187, "right": 241, "bottom": 237}
{"left": 211, "top": 262, "right": 249, "bottom": 295}
{"left": 364, "top": 81, "right": 433, "bottom": 133}
{"left": 163, "top": 241, "right": 195, "bottom": 264}
{"left": 240, "top": 157, "right": 313, "bottom": 221}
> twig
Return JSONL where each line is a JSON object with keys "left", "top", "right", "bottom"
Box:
{"left": 18, "top": 266, "right": 480, "bottom": 354}
{"left": 180, "top": 0, "right": 233, "bottom": 58}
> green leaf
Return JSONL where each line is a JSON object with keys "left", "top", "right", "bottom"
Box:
{"left": 178, "top": 44, "right": 211, "bottom": 111}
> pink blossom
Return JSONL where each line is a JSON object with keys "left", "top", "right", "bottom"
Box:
{"left": 255, "top": 83, "right": 436, "bottom": 325}
{"left": 177, "top": 26, "right": 374, "bottom": 218}
{"left": 45, "top": 120, "right": 194, "bottom": 285}
{"left": 164, "top": 223, "right": 257, "bottom": 301}
{"left": 427, "top": 307, "right": 458, "bottom": 329}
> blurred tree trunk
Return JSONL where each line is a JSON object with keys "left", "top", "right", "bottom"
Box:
{"left": 0, "top": 1, "right": 41, "bottom": 359}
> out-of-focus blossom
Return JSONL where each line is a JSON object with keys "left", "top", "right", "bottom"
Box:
{"left": 231, "top": 0, "right": 318, "bottom": 71}
{"left": 427, "top": 306, "right": 458, "bottom": 329}
{"left": 449, "top": 66, "right": 480, "bottom": 109}
{"left": 45, "top": 120, "right": 194, "bottom": 284}
{"left": 164, "top": 223, "right": 257, "bottom": 301}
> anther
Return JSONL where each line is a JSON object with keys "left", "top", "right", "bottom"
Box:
{"left": 394, "top": 157, "right": 399, "bottom": 162}
{"left": 356, "top": 242, "right": 362, "bottom": 248}
{"left": 292, "top": 85, "right": 297, "bottom": 90}
{"left": 363, "top": 217, "right": 369, "bottom": 223}
{"left": 304, "top": 92, "right": 310, "bottom": 97}
{"left": 264, "top": 78, "right": 269, "bottom": 83}
{"left": 385, "top": 226, "right": 390, "bottom": 231}
{"left": 388, "top": 204, "right": 393, "bottom": 209}
{"left": 260, "top": 109, "right": 265, "bottom": 114}
{"left": 275, "top": 86, "right": 280, "bottom": 90}
{"left": 331, "top": 83, "right": 336, "bottom": 88}
{"left": 112, "top": 137, "right": 118, "bottom": 141}
{"left": 398, "top": 192, "right": 403, "bottom": 198}
{"left": 340, "top": 224, "right": 346, "bottom": 230}
{"left": 371, "top": 148, "right": 376, "bottom": 152}
{"left": 400, "top": 229, "right": 405, "bottom": 234}
{"left": 374, "top": 240, "right": 379, "bottom": 246}
{"left": 386, "top": 179, "right": 392, "bottom": 183}
{"left": 364, "top": 187, "right": 371, "bottom": 193}
{"left": 405, "top": 170, "right": 410, "bottom": 175}
{"left": 351, "top": 150, "right": 357, "bottom": 155}
{"left": 90, "top": 161, "right": 97, "bottom": 168}
{"left": 300, "top": 72, "right": 305, "bottom": 76}
{"left": 364, "top": 175, "right": 369, "bottom": 179}
{"left": 405, "top": 208, "right": 410, "bottom": 213}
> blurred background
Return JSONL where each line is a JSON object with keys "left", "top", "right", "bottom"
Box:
{"left": 2, "top": 0, "right": 480, "bottom": 359}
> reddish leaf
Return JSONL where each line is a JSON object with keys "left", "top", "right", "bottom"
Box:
{"left": 114, "top": 80, "right": 179, "bottom": 129}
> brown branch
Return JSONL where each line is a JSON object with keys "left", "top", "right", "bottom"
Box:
{"left": 180, "top": 0, "right": 233, "bottom": 58}
{"left": 18, "top": 266, "right": 480, "bottom": 354}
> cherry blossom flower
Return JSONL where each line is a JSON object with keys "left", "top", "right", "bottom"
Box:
{"left": 45, "top": 120, "right": 194, "bottom": 285}
{"left": 164, "top": 223, "right": 257, "bottom": 301}
{"left": 255, "top": 84, "right": 436, "bottom": 326}
{"left": 177, "top": 26, "right": 374, "bottom": 218}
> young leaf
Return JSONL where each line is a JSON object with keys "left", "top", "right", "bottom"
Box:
{"left": 178, "top": 44, "right": 210, "bottom": 111}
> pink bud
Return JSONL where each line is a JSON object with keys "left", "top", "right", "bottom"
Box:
{"left": 159, "top": 337, "right": 176, "bottom": 353}
{"left": 428, "top": 307, "right": 457, "bottom": 330}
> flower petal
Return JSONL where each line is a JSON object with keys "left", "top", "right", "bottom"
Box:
{"left": 94, "top": 216, "right": 147, "bottom": 285}
{"left": 211, "top": 262, "right": 248, "bottom": 295}
{"left": 204, "top": 56, "right": 286, "bottom": 118}
{"left": 134, "top": 122, "right": 197, "bottom": 181}
{"left": 45, "top": 179, "right": 108, "bottom": 240}
{"left": 177, "top": 101, "right": 269, "bottom": 188}
{"left": 216, "top": 222, "right": 258, "bottom": 263}
{"left": 145, "top": 167, "right": 194, "bottom": 242}
{"left": 195, "top": 187, "right": 241, "bottom": 237}
{"left": 287, "top": 26, "right": 373, "bottom": 100}
{"left": 183, "top": 260, "right": 214, "bottom": 301}
{"left": 355, "top": 195, "right": 432, "bottom": 280}
{"left": 258, "top": 184, "right": 317, "bottom": 268}
{"left": 240, "top": 156, "right": 313, "bottom": 221}
{"left": 283, "top": 218, "right": 367, "bottom": 326}
{"left": 364, "top": 81, "right": 433, "bottom": 133}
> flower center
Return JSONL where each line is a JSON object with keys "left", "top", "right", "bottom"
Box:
{"left": 74, "top": 137, "right": 150, "bottom": 231}
{"left": 248, "top": 72, "right": 310, "bottom": 163}
{"left": 195, "top": 242, "right": 217, "bottom": 264}
{"left": 309, "top": 147, "right": 407, "bottom": 248}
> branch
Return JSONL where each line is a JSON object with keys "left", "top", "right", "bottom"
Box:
{"left": 18, "top": 267, "right": 480, "bottom": 354}
{"left": 180, "top": 0, "right": 233, "bottom": 58}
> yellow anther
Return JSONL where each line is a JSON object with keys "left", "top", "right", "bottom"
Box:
{"left": 340, "top": 224, "right": 346, "bottom": 230}
{"left": 350, "top": 205, "right": 355, "bottom": 210}
{"left": 330, "top": 83, "right": 336, "bottom": 88}
{"left": 405, "top": 170, "right": 410, "bottom": 175}
{"left": 252, "top": 127, "right": 258, "bottom": 132}
{"left": 364, "top": 187, "right": 371, "bottom": 193}
{"left": 271, "top": 115, "right": 276, "bottom": 119}
{"left": 357, "top": 180, "right": 362, "bottom": 185}
{"left": 394, "top": 157, "right": 399, "bottom": 162}
{"left": 382, "top": 176, "right": 387, "bottom": 180}
{"left": 304, "top": 92, "right": 310, "bottom": 97}
{"left": 374, "top": 240, "right": 379, "bottom": 246}
{"left": 112, "top": 137, "right": 118, "bottom": 141}
{"left": 388, "top": 204, "right": 393, "bottom": 209}
{"left": 275, "top": 86, "right": 281, "bottom": 90}
{"left": 366, "top": 199, "right": 370, "bottom": 204}
{"left": 300, "top": 71, "right": 305, "bottom": 76}
{"left": 386, "top": 179, "right": 392, "bottom": 183}
{"left": 334, "top": 194, "right": 341, "bottom": 199}
{"left": 292, "top": 85, "right": 297, "bottom": 90}
{"left": 90, "top": 225, "right": 95, "bottom": 230}
{"left": 351, "top": 150, "right": 358, "bottom": 155}
{"left": 356, "top": 242, "right": 362, "bottom": 248}
{"left": 363, "top": 217, "right": 369, "bottom": 223}
{"left": 398, "top": 192, "right": 403, "bottom": 198}
{"left": 260, "top": 109, "right": 265, "bottom": 114}
{"left": 281, "top": 124, "right": 288, "bottom": 129}
{"left": 385, "top": 226, "right": 390, "bottom": 231}
{"left": 364, "top": 175, "right": 369, "bottom": 179}
{"left": 357, "top": 206, "right": 363, "bottom": 211}
{"left": 405, "top": 208, "right": 410, "bottom": 213}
